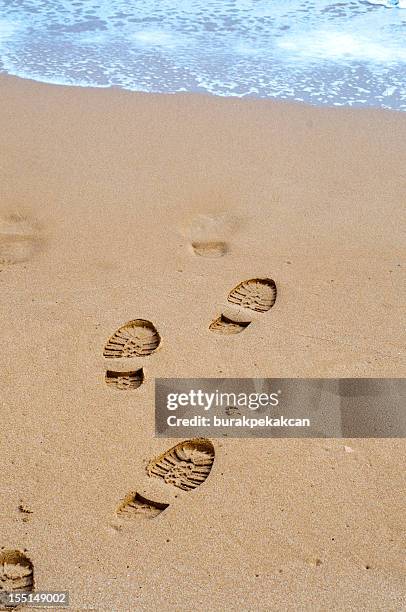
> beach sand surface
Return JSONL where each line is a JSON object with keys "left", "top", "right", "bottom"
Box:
{"left": 0, "top": 76, "right": 405, "bottom": 611}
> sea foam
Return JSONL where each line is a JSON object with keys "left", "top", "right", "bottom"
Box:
{"left": 0, "top": 0, "right": 405, "bottom": 110}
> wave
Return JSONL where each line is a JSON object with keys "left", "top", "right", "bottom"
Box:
{"left": 0, "top": 1, "right": 405, "bottom": 110}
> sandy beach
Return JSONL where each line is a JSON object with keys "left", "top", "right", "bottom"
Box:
{"left": 0, "top": 75, "right": 405, "bottom": 610}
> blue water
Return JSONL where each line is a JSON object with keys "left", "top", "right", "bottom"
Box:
{"left": 0, "top": 1, "right": 405, "bottom": 110}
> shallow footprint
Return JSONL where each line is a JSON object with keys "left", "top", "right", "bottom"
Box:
{"left": 0, "top": 237, "right": 39, "bottom": 266}
{"left": 0, "top": 213, "right": 41, "bottom": 266}
{"left": 227, "top": 278, "right": 277, "bottom": 313}
{"left": 187, "top": 213, "right": 238, "bottom": 258}
{"left": 103, "top": 319, "right": 161, "bottom": 358}
{"left": 209, "top": 314, "right": 251, "bottom": 334}
{"left": 0, "top": 549, "right": 34, "bottom": 601}
{"left": 147, "top": 439, "right": 215, "bottom": 491}
{"left": 191, "top": 241, "right": 228, "bottom": 258}
{"left": 105, "top": 368, "right": 144, "bottom": 390}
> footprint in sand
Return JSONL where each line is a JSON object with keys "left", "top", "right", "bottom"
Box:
{"left": 103, "top": 319, "right": 161, "bottom": 358}
{"left": 0, "top": 213, "right": 41, "bottom": 267}
{"left": 228, "top": 278, "right": 277, "bottom": 313}
{"left": 116, "top": 492, "right": 169, "bottom": 520}
{"left": 0, "top": 549, "right": 34, "bottom": 604}
{"left": 115, "top": 439, "right": 215, "bottom": 524}
{"left": 209, "top": 314, "right": 252, "bottom": 335}
{"left": 192, "top": 241, "right": 228, "bottom": 258}
{"left": 147, "top": 439, "right": 215, "bottom": 491}
{"left": 105, "top": 368, "right": 144, "bottom": 391}
{"left": 103, "top": 319, "right": 161, "bottom": 390}
{"left": 209, "top": 277, "right": 277, "bottom": 334}
{"left": 187, "top": 213, "right": 238, "bottom": 258}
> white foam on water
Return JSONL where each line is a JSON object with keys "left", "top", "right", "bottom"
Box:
{"left": 0, "top": 19, "right": 17, "bottom": 41}
{"left": 278, "top": 30, "right": 406, "bottom": 63}
{"left": 132, "top": 30, "right": 179, "bottom": 49}
{"left": 0, "top": 0, "right": 405, "bottom": 110}
{"left": 367, "top": 0, "right": 406, "bottom": 7}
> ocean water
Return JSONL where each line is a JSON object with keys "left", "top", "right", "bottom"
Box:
{"left": 0, "top": 0, "right": 405, "bottom": 110}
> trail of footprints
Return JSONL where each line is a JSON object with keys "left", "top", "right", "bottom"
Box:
{"left": 103, "top": 318, "right": 216, "bottom": 516}
{"left": 110, "top": 278, "right": 276, "bottom": 519}
{"left": 2, "top": 277, "right": 276, "bottom": 590}
{"left": 2, "top": 213, "right": 281, "bottom": 571}
{"left": 102, "top": 278, "right": 277, "bottom": 392}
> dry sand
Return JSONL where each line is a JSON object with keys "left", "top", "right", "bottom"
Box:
{"left": 0, "top": 75, "right": 405, "bottom": 611}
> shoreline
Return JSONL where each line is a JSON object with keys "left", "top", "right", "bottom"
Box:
{"left": 1, "top": 72, "right": 405, "bottom": 115}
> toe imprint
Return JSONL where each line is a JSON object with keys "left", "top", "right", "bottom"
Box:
{"left": 0, "top": 550, "right": 34, "bottom": 598}
{"left": 103, "top": 320, "right": 161, "bottom": 358}
{"left": 147, "top": 439, "right": 215, "bottom": 491}
{"left": 209, "top": 314, "right": 251, "bottom": 334}
{"left": 117, "top": 492, "right": 169, "bottom": 519}
{"left": 105, "top": 368, "right": 144, "bottom": 390}
{"left": 227, "top": 278, "right": 277, "bottom": 312}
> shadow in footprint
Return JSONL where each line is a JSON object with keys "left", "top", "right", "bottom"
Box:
{"left": 209, "top": 277, "right": 277, "bottom": 335}
{"left": 105, "top": 368, "right": 144, "bottom": 390}
{"left": 191, "top": 241, "right": 228, "bottom": 258}
{"left": 209, "top": 314, "right": 251, "bottom": 335}
{"left": 117, "top": 492, "right": 169, "bottom": 520}
{"left": 147, "top": 439, "right": 215, "bottom": 491}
